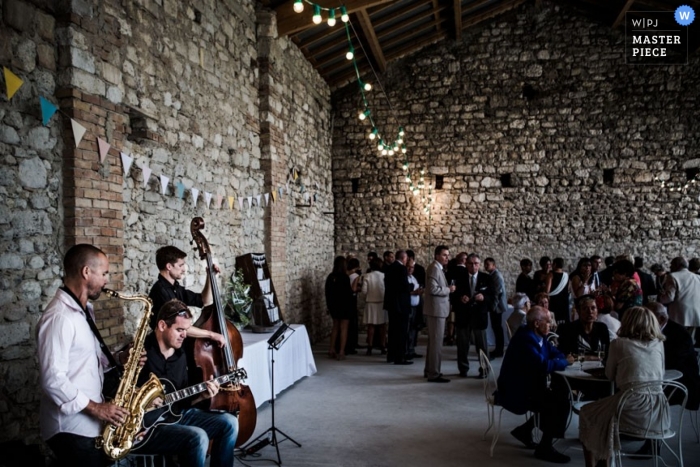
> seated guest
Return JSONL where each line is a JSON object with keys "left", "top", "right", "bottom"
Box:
{"left": 506, "top": 292, "right": 530, "bottom": 338}
{"left": 647, "top": 302, "right": 700, "bottom": 410}
{"left": 534, "top": 292, "right": 558, "bottom": 332}
{"left": 596, "top": 294, "right": 620, "bottom": 341}
{"left": 496, "top": 306, "right": 574, "bottom": 463}
{"left": 136, "top": 299, "right": 239, "bottom": 467}
{"left": 612, "top": 260, "right": 643, "bottom": 320}
{"left": 516, "top": 258, "right": 536, "bottom": 301}
{"left": 557, "top": 296, "right": 610, "bottom": 357}
{"left": 579, "top": 307, "right": 668, "bottom": 467}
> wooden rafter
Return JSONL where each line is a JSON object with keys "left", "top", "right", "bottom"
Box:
{"left": 371, "top": 0, "right": 435, "bottom": 28}
{"left": 432, "top": 0, "right": 442, "bottom": 33}
{"left": 357, "top": 8, "right": 387, "bottom": 72}
{"left": 276, "top": 0, "right": 394, "bottom": 36}
{"left": 376, "top": 5, "right": 447, "bottom": 40}
{"left": 612, "top": 0, "right": 636, "bottom": 29}
{"left": 296, "top": 23, "right": 347, "bottom": 52}
{"left": 461, "top": 0, "right": 526, "bottom": 29}
{"left": 454, "top": 0, "right": 463, "bottom": 41}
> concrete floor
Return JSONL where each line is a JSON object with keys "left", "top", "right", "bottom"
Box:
{"left": 236, "top": 335, "right": 700, "bottom": 467}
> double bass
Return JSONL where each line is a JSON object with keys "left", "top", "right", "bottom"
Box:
{"left": 188, "top": 217, "right": 257, "bottom": 446}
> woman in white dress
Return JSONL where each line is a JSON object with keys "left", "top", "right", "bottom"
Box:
{"left": 579, "top": 306, "right": 668, "bottom": 467}
{"left": 361, "top": 258, "right": 387, "bottom": 355}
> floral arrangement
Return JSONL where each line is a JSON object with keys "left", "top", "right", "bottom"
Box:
{"left": 224, "top": 269, "right": 253, "bottom": 329}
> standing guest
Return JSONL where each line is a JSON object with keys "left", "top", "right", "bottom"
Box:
{"left": 406, "top": 249, "right": 426, "bottom": 288}
{"left": 446, "top": 253, "right": 468, "bottom": 348}
{"left": 382, "top": 250, "right": 395, "bottom": 271}
{"left": 345, "top": 257, "right": 362, "bottom": 355}
{"left": 455, "top": 253, "right": 495, "bottom": 378}
{"left": 406, "top": 258, "right": 424, "bottom": 359}
{"left": 534, "top": 256, "right": 552, "bottom": 296}
{"left": 148, "top": 246, "right": 225, "bottom": 344}
{"left": 690, "top": 258, "right": 700, "bottom": 274}
{"left": 484, "top": 257, "right": 507, "bottom": 359}
{"left": 407, "top": 249, "right": 427, "bottom": 349}
{"left": 496, "top": 306, "right": 574, "bottom": 463}
{"left": 598, "top": 256, "right": 616, "bottom": 287}
{"left": 659, "top": 257, "right": 700, "bottom": 342}
{"left": 650, "top": 263, "right": 666, "bottom": 294}
{"left": 579, "top": 307, "right": 668, "bottom": 467}
{"left": 612, "top": 260, "right": 643, "bottom": 320}
{"left": 547, "top": 258, "right": 570, "bottom": 325}
{"left": 570, "top": 258, "right": 596, "bottom": 299}
{"left": 634, "top": 256, "right": 656, "bottom": 304}
{"left": 325, "top": 256, "right": 354, "bottom": 360}
{"left": 506, "top": 292, "right": 531, "bottom": 338}
{"left": 516, "top": 258, "right": 536, "bottom": 301}
{"left": 366, "top": 251, "right": 379, "bottom": 273}
{"left": 383, "top": 250, "right": 413, "bottom": 365}
{"left": 37, "top": 244, "right": 130, "bottom": 467}
{"left": 590, "top": 255, "right": 603, "bottom": 289}
{"left": 360, "top": 258, "right": 387, "bottom": 355}
{"left": 135, "top": 300, "right": 239, "bottom": 467}
{"left": 423, "top": 245, "right": 456, "bottom": 382}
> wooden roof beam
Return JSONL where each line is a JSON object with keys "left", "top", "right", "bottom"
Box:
{"left": 612, "top": 0, "right": 636, "bottom": 29}
{"left": 372, "top": 0, "right": 435, "bottom": 28}
{"left": 357, "top": 8, "right": 387, "bottom": 72}
{"left": 454, "top": 0, "right": 463, "bottom": 41}
{"left": 376, "top": 5, "right": 447, "bottom": 40}
{"left": 461, "top": 0, "right": 526, "bottom": 29}
{"left": 276, "top": 0, "right": 394, "bottom": 36}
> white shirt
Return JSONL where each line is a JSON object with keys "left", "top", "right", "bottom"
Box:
{"left": 408, "top": 275, "right": 420, "bottom": 307}
{"left": 597, "top": 313, "right": 621, "bottom": 341}
{"left": 37, "top": 289, "right": 107, "bottom": 440}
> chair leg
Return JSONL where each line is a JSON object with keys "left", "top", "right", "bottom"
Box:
{"left": 483, "top": 403, "right": 495, "bottom": 439}
{"left": 490, "top": 408, "right": 504, "bottom": 457}
{"left": 691, "top": 410, "right": 700, "bottom": 444}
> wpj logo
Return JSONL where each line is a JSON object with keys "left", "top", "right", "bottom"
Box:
{"left": 625, "top": 7, "right": 692, "bottom": 65}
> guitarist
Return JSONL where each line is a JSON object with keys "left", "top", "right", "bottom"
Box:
{"left": 135, "top": 299, "right": 239, "bottom": 467}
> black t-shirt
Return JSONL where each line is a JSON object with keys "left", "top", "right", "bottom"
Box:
{"left": 556, "top": 321, "right": 610, "bottom": 355}
{"left": 138, "top": 332, "right": 191, "bottom": 413}
{"left": 148, "top": 274, "right": 203, "bottom": 330}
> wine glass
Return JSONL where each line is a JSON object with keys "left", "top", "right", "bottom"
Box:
{"left": 577, "top": 354, "right": 586, "bottom": 370}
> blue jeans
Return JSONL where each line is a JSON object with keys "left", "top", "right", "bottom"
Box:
{"left": 136, "top": 408, "right": 238, "bottom": 467}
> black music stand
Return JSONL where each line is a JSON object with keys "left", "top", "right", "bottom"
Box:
{"left": 240, "top": 323, "right": 300, "bottom": 465}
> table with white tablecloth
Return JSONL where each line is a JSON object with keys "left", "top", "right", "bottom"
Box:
{"left": 236, "top": 324, "right": 317, "bottom": 408}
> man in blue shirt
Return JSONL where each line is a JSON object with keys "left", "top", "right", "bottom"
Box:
{"left": 496, "top": 306, "right": 574, "bottom": 463}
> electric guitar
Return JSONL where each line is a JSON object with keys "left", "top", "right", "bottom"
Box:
{"left": 132, "top": 368, "right": 247, "bottom": 449}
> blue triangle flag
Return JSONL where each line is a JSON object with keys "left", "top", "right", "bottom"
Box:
{"left": 176, "top": 181, "right": 185, "bottom": 199}
{"left": 40, "top": 97, "right": 58, "bottom": 126}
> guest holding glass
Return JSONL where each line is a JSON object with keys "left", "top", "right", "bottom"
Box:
{"left": 612, "top": 260, "right": 643, "bottom": 320}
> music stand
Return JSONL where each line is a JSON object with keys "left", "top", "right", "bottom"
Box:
{"left": 240, "top": 323, "right": 300, "bottom": 465}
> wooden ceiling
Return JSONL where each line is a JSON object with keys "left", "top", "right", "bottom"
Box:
{"left": 262, "top": 0, "right": 700, "bottom": 90}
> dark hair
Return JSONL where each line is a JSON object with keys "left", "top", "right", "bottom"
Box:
{"left": 332, "top": 256, "right": 347, "bottom": 275}
{"left": 156, "top": 246, "right": 187, "bottom": 270}
{"left": 690, "top": 258, "right": 700, "bottom": 272}
{"left": 539, "top": 256, "right": 551, "bottom": 268}
{"left": 650, "top": 263, "right": 665, "bottom": 273}
{"left": 553, "top": 257, "right": 564, "bottom": 269}
{"left": 64, "top": 244, "right": 106, "bottom": 279}
{"left": 383, "top": 250, "right": 393, "bottom": 260}
{"left": 157, "top": 299, "right": 193, "bottom": 327}
{"left": 395, "top": 250, "right": 407, "bottom": 262}
{"left": 534, "top": 292, "right": 549, "bottom": 306}
{"left": 604, "top": 256, "right": 614, "bottom": 267}
{"left": 369, "top": 258, "right": 383, "bottom": 271}
{"left": 347, "top": 258, "right": 360, "bottom": 270}
{"left": 590, "top": 255, "right": 602, "bottom": 262}
{"left": 613, "top": 259, "right": 635, "bottom": 278}
{"left": 406, "top": 249, "right": 416, "bottom": 259}
{"left": 634, "top": 256, "right": 644, "bottom": 269}
{"left": 367, "top": 251, "right": 378, "bottom": 260}
{"left": 484, "top": 257, "right": 495, "bottom": 266}
{"left": 575, "top": 257, "right": 592, "bottom": 274}
{"left": 520, "top": 258, "right": 532, "bottom": 267}
{"left": 434, "top": 245, "right": 449, "bottom": 257}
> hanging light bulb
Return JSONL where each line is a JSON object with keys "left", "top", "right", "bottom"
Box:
{"left": 312, "top": 4, "right": 322, "bottom": 24}
{"left": 401, "top": 145, "right": 407, "bottom": 154}
{"left": 388, "top": 148, "right": 394, "bottom": 156}
{"left": 377, "top": 140, "right": 384, "bottom": 151}
{"left": 402, "top": 162, "right": 408, "bottom": 170}
{"left": 364, "top": 82, "right": 372, "bottom": 91}
{"left": 346, "top": 46, "right": 354, "bottom": 60}
{"left": 327, "top": 8, "right": 336, "bottom": 26}
{"left": 405, "top": 175, "right": 411, "bottom": 182}
{"left": 293, "top": 0, "right": 304, "bottom": 13}
{"left": 358, "top": 109, "right": 370, "bottom": 121}
{"left": 381, "top": 149, "right": 388, "bottom": 155}
{"left": 369, "top": 128, "right": 378, "bottom": 140}
{"left": 341, "top": 6, "right": 349, "bottom": 22}
{"left": 397, "top": 136, "right": 403, "bottom": 144}
{"left": 398, "top": 126, "right": 405, "bottom": 136}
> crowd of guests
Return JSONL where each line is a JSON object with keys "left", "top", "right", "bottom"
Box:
{"left": 325, "top": 248, "right": 700, "bottom": 464}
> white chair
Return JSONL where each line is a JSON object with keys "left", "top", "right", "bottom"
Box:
{"left": 613, "top": 380, "right": 687, "bottom": 467}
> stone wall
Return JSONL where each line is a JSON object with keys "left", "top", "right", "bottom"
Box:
{"left": 0, "top": 0, "right": 333, "bottom": 445}
{"left": 331, "top": 2, "right": 700, "bottom": 289}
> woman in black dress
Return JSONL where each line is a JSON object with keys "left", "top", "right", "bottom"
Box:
{"left": 325, "top": 256, "right": 354, "bottom": 360}
{"left": 547, "top": 257, "right": 571, "bottom": 324}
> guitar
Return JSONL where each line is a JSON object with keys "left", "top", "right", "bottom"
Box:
{"left": 131, "top": 368, "right": 247, "bottom": 449}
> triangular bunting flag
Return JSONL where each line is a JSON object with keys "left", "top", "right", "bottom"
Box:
{"left": 310, "top": 193, "right": 315, "bottom": 205}
{"left": 304, "top": 192, "right": 310, "bottom": 202}
{"left": 247, "top": 196, "right": 253, "bottom": 208}
{"left": 238, "top": 197, "right": 244, "bottom": 210}
{"left": 264, "top": 193, "right": 270, "bottom": 206}
{"left": 176, "top": 181, "right": 186, "bottom": 199}
{"left": 204, "top": 192, "right": 213, "bottom": 209}
{"left": 120, "top": 152, "right": 133, "bottom": 176}
{"left": 97, "top": 138, "right": 110, "bottom": 163}
{"left": 228, "top": 196, "right": 234, "bottom": 209}
{"left": 215, "top": 194, "right": 223, "bottom": 209}
{"left": 40, "top": 97, "right": 58, "bottom": 126}
{"left": 279, "top": 186, "right": 285, "bottom": 197}
{"left": 271, "top": 191, "right": 277, "bottom": 202}
{"left": 3, "top": 67, "right": 23, "bottom": 100}
{"left": 71, "top": 119, "right": 87, "bottom": 148}
{"left": 293, "top": 168, "right": 298, "bottom": 180}
{"left": 159, "top": 175, "right": 169, "bottom": 195}
{"left": 255, "top": 194, "right": 261, "bottom": 207}
{"left": 191, "top": 188, "right": 199, "bottom": 207}
{"left": 139, "top": 163, "right": 152, "bottom": 188}
{"left": 300, "top": 184, "right": 306, "bottom": 193}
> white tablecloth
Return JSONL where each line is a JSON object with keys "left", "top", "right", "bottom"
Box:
{"left": 237, "top": 324, "right": 317, "bottom": 408}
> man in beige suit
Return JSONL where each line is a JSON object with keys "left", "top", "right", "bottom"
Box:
{"left": 660, "top": 256, "right": 700, "bottom": 345}
{"left": 423, "top": 245, "right": 456, "bottom": 382}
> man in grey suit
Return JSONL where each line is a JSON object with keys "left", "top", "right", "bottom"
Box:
{"left": 423, "top": 245, "right": 456, "bottom": 383}
{"left": 659, "top": 256, "right": 700, "bottom": 345}
{"left": 484, "top": 257, "right": 507, "bottom": 359}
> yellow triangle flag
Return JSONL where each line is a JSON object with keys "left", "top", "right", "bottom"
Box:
{"left": 3, "top": 67, "right": 23, "bottom": 100}
{"left": 271, "top": 191, "right": 277, "bottom": 202}
{"left": 228, "top": 196, "right": 235, "bottom": 209}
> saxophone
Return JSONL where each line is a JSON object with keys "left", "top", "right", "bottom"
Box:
{"left": 97, "top": 289, "right": 164, "bottom": 460}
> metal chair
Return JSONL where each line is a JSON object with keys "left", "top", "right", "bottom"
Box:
{"left": 613, "top": 380, "right": 688, "bottom": 467}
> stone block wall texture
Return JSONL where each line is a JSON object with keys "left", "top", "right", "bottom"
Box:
{"left": 0, "top": 0, "right": 333, "bottom": 444}
{"left": 331, "top": 2, "right": 700, "bottom": 290}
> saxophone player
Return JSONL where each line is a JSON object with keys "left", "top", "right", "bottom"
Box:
{"left": 134, "top": 299, "right": 239, "bottom": 467}
{"left": 37, "top": 244, "right": 130, "bottom": 467}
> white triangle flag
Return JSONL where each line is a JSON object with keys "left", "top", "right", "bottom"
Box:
{"left": 139, "top": 163, "right": 152, "bottom": 188}
{"left": 71, "top": 119, "right": 87, "bottom": 148}
{"left": 255, "top": 194, "right": 261, "bottom": 207}
{"left": 247, "top": 196, "right": 253, "bottom": 208}
{"left": 120, "top": 152, "right": 133, "bottom": 176}
{"left": 97, "top": 138, "right": 110, "bottom": 163}
{"left": 238, "top": 197, "right": 244, "bottom": 210}
{"left": 159, "top": 174, "right": 169, "bottom": 195}
{"left": 191, "top": 188, "right": 199, "bottom": 207}
{"left": 204, "top": 192, "right": 213, "bottom": 208}
{"left": 304, "top": 192, "right": 310, "bottom": 202}
{"left": 264, "top": 193, "right": 270, "bottom": 206}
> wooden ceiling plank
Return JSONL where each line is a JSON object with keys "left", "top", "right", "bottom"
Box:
{"left": 432, "top": 0, "right": 442, "bottom": 32}
{"left": 295, "top": 23, "right": 347, "bottom": 51}
{"left": 454, "top": 0, "right": 463, "bottom": 41}
{"left": 321, "top": 53, "right": 368, "bottom": 76}
{"left": 371, "top": 0, "right": 436, "bottom": 29}
{"left": 385, "top": 31, "right": 448, "bottom": 62}
{"left": 461, "top": 0, "right": 527, "bottom": 29}
{"left": 381, "top": 18, "right": 443, "bottom": 50}
{"left": 314, "top": 44, "right": 360, "bottom": 69}
{"left": 307, "top": 34, "right": 354, "bottom": 59}
{"left": 612, "top": 0, "right": 637, "bottom": 29}
{"left": 376, "top": 6, "right": 447, "bottom": 40}
{"left": 276, "top": 0, "right": 395, "bottom": 36}
{"left": 357, "top": 8, "right": 388, "bottom": 72}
